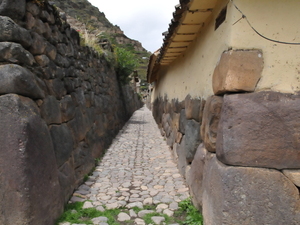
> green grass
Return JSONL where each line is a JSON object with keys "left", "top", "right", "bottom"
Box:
{"left": 178, "top": 198, "right": 203, "bottom": 225}
{"left": 56, "top": 201, "right": 121, "bottom": 225}
{"left": 56, "top": 198, "right": 203, "bottom": 225}
{"left": 142, "top": 212, "right": 171, "bottom": 224}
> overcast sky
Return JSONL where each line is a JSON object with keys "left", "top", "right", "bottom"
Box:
{"left": 87, "top": 0, "right": 179, "bottom": 52}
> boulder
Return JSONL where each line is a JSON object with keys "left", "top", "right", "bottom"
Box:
{"left": 0, "top": 16, "right": 32, "bottom": 48}
{"left": 200, "top": 96, "right": 223, "bottom": 152}
{"left": 0, "top": 42, "right": 35, "bottom": 65}
{"left": 217, "top": 92, "right": 300, "bottom": 169}
{"left": 0, "top": 0, "right": 26, "bottom": 20}
{"left": 0, "top": 64, "right": 44, "bottom": 99}
{"left": 202, "top": 156, "right": 300, "bottom": 225}
{"left": 0, "top": 94, "right": 62, "bottom": 225}
{"left": 212, "top": 49, "right": 263, "bottom": 95}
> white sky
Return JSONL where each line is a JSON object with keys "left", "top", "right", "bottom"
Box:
{"left": 87, "top": 0, "right": 179, "bottom": 52}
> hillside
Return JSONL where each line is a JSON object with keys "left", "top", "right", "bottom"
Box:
{"left": 53, "top": 0, "right": 150, "bottom": 82}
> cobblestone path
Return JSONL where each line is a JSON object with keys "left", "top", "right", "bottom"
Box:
{"left": 66, "top": 106, "right": 189, "bottom": 225}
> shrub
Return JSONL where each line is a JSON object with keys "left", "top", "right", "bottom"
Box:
{"left": 114, "top": 47, "right": 138, "bottom": 84}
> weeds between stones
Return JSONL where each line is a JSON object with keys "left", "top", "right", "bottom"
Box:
{"left": 56, "top": 198, "right": 203, "bottom": 225}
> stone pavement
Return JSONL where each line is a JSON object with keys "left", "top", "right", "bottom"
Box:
{"left": 67, "top": 105, "right": 189, "bottom": 224}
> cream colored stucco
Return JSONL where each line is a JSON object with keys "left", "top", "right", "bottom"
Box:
{"left": 229, "top": 0, "right": 300, "bottom": 93}
{"left": 151, "top": 0, "right": 300, "bottom": 102}
{"left": 152, "top": 0, "right": 232, "bottom": 101}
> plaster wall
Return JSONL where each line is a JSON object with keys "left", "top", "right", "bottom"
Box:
{"left": 229, "top": 0, "right": 300, "bottom": 93}
{"left": 153, "top": 0, "right": 231, "bottom": 101}
{"left": 152, "top": 0, "right": 300, "bottom": 102}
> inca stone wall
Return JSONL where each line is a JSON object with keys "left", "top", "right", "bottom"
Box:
{"left": 151, "top": 50, "right": 300, "bottom": 224}
{"left": 0, "top": 1, "right": 142, "bottom": 224}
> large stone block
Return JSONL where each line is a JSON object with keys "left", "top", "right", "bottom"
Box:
{"left": 40, "top": 96, "right": 62, "bottom": 125}
{"left": 186, "top": 144, "right": 212, "bottom": 210}
{"left": 171, "top": 113, "right": 180, "bottom": 130}
{"left": 212, "top": 50, "right": 263, "bottom": 95}
{"left": 58, "top": 161, "right": 76, "bottom": 203}
{"left": 185, "top": 119, "right": 201, "bottom": 162}
{"left": 185, "top": 95, "right": 203, "bottom": 122}
{"left": 202, "top": 156, "right": 300, "bottom": 225}
{"left": 30, "top": 32, "right": 47, "bottom": 55}
{"left": 45, "top": 78, "right": 67, "bottom": 100}
{"left": 50, "top": 124, "right": 74, "bottom": 167}
{"left": 0, "top": 42, "right": 35, "bottom": 65}
{"left": 60, "top": 95, "right": 76, "bottom": 122}
{"left": 162, "top": 113, "right": 172, "bottom": 137}
{"left": 67, "top": 108, "right": 89, "bottom": 143}
{"left": 283, "top": 169, "right": 300, "bottom": 187}
{"left": 177, "top": 136, "right": 188, "bottom": 177}
{"left": 217, "top": 92, "right": 300, "bottom": 169}
{"left": 0, "top": 0, "right": 26, "bottom": 20}
{"left": 200, "top": 96, "right": 223, "bottom": 153}
{"left": 0, "top": 64, "right": 44, "bottom": 99}
{"left": 0, "top": 16, "right": 32, "bottom": 48}
{"left": 73, "top": 142, "right": 94, "bottom": 184}
{"left": 0, "top": 94, "right": 62, "bottom": 225}
{"left": 171, "top": 98, "right": 184, "bottom": 113}
{"left": 179, "top": 109, "right": 187, "bottom": 134}
{"left": 167, "top": 129, "right": 176, "bottom": 147}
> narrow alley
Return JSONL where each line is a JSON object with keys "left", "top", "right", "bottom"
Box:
{"left": 61, "top": 106, "right": 190, "bottom": 225}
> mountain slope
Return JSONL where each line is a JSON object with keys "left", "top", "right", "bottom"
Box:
{"left": 53, "top": 0, "right": 150, "bottom": 82}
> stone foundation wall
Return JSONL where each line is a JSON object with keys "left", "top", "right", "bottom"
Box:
{"left": 152, "top": 50, "right": 300, "bottom": 224}
{"left": 0, "top": 1, "right": 142, "bottom": 224}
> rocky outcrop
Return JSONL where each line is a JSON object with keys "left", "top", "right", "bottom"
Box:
{"left": 0, "top": 0, "right": 142, "bottom": 224}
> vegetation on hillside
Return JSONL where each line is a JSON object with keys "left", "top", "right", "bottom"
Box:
{"left": 53, "top": 0, "right": 151, "bottom": 85}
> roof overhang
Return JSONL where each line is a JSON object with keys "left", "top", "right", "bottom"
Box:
{"left": 147, "top": 0, "right": 218, "bottom": 83}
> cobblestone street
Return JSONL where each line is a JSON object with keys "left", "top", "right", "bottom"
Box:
{"left": 65, "top": 106, "right": 190, "bottom": 224}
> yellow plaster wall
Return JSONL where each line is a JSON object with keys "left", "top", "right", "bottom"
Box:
{"left": 229, "top": 0, "right": 300, "bottom": 93}
{"left": 152, "top": 0, "right": 300, "bottom": 102}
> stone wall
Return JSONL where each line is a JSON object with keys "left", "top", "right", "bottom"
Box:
{"left": 0, "top": 1, "right": 142, "bottom": 224}
{"left": 151, "top": 50, "right": 300, "bottom": 224}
